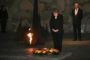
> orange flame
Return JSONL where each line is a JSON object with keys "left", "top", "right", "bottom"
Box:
{"left": 27, "top": 28, "right": 33, "bottom": 45}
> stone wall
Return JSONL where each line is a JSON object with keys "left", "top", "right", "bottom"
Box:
{"left": 1, "top": 0, "right": 90, "bottom": 33}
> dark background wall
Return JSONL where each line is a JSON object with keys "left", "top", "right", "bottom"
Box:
{"left": 0, "top": 0, "right": 90, "bottom": 33}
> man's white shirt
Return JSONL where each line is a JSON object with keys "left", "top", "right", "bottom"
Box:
{"left": 75, "top": 8, "right": 79, "bottom": 15}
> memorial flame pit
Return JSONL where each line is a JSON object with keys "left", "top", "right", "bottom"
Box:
{"left": 26, "top": 28, "right": 60, "bottom": 55}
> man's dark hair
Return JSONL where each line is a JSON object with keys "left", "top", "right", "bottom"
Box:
{"left": 73, "top": 1, "right": 80, "bottom": 5}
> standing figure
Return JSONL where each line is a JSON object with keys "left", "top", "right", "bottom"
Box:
{"left": 71, "top": 2, "right": 83, "bottom": 41}
{"left": 0, "top": 5, "right": 8, "bottom": 33}
{"left": 49, "top": 9, "right": 63, "bottom": 52}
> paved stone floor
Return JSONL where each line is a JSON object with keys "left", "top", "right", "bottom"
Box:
{"left": 0, "top": 32, "right": 90, "bottom": 60}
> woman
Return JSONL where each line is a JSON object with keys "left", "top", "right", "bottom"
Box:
{"left": 49, "top": 9, "right": 63, "bottom": 53}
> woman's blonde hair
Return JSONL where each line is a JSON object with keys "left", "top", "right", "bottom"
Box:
{"left": 52, "top": 8, "right": 59, "bottom": 13}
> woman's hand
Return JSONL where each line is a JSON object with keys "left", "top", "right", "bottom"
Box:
{"left": 52, "top": 29, "right": 59, "bottom": 32}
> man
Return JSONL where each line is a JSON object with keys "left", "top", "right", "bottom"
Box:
{"left": 71, "top": 2, "right": 83, "bottom": 41}
{"left": 0, "top": 5, "right": 8, "bottom": 33}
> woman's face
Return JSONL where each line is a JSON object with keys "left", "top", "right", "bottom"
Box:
{"left": 53, "top": 12, "right": 58, "bottom": 17}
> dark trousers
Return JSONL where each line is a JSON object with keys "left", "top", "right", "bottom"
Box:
{"left": 52, "top": 32, "right": 63, "bottom": 51}
{"left": 0, "top": 19, "right": 7, "bottom": 32}
{"left": 73, "top": 24, "right": 81, "bottom": 40}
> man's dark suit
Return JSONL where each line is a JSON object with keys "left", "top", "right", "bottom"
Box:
{"left": 0, "top": 8, "right": 8, "bottom": 33}
{"left": 72, "top": 8, "right": 83, "bottom": 40}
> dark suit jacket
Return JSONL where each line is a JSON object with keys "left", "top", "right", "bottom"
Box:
{"left": 0, "top": 9, "right": 8, "bottom": 26}
{"left": 49, "top": 14, "right": 63, "bottom": 33}
{"left": 72, "top": 8, "right": 83, "bottom": 25}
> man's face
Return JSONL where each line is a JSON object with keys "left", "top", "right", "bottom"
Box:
{"left": 74, "top": 3, "right": 79, "bottom": 9}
